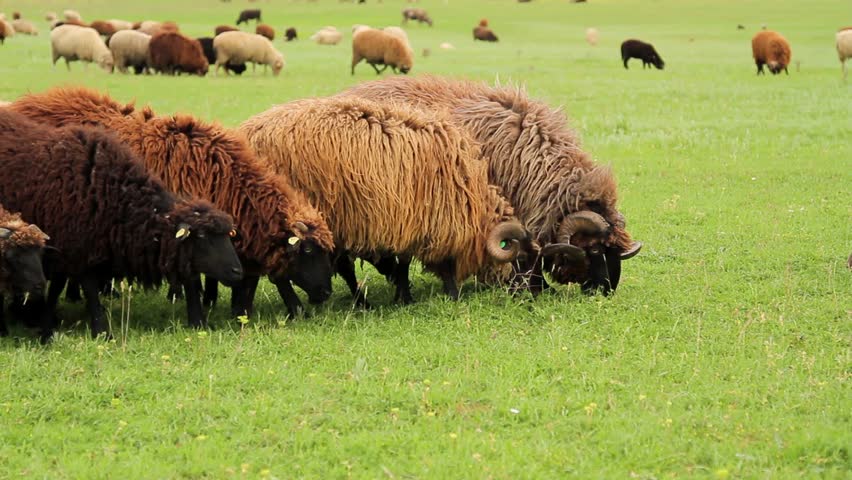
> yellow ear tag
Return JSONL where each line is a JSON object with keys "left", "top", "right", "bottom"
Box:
{"left": 176, "top": 228, "right": 189, "bottom": 239}
{"left": 288, "top": 236, "right": 300, "bottom": 246}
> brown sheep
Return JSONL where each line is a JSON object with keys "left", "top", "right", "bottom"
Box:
{"left": 148, "top": 31, "right": 208, "bottom": 76}
{"left": 343, "top": 76, "right": 642, "bottom": 296}
{"left": 752, "top": 30, "right": 791, "bottom": 75}
{"left": 0, "top": 20, "right": 14, "bottom": 44}
{"left": 401, "top": 8, "right": 432, "bottom": 27}
{"left": 240, "top": 97, "right": 530, "bottom": 304}
{"left": 236, "top": 9, "right": 261, "bottom": 25}
{"left": 215, "top": 24, "right": 239, "bottom": 36}
{"left": 10, "top": 87, "right": 335, "bottom": 319}
{"left": 474, "top": 25, "right": 498, "bottom": 42}
{"left": 255, "top": 24, "right": 275, "bottom": 41}
{"left": 89, "top": 20, "right": 116, "bottom": 37}
{"left": 352, "top": 28, "right": 413, "bottom": 75}
{"left": 0, "top": 204, "right": 49, "bottom": 338}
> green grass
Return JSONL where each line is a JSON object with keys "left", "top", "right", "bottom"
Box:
{"left": 1, "top": 0, "right": 850, "bottom": 478}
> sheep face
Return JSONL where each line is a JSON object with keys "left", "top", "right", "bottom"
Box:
{"left": 767, "top": 61, "right": 783, "bottom": 74}
{"left": 169, "top": 208, "right": 244, "bottom": 286}
{"left": 2, "top": 244, "right": 47, "bottom": 294}
{"left": 97, "top": 51, "right": 114, "bottom": 72}
{"left": 271, "top": 57, "right": 284, "bottom": 76}
{"left": 650, "top": 54, "right": 665, "bottom": 70}
{"left": 275, "top": 237, "right": 333, "bottom": 304}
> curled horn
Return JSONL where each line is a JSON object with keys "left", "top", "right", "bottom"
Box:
{"left": 486, "top": 221, "right": 525, "bottom": 263}
{"left": 294, "top": 221, "right": 309, "bottom": 233}
{"left": 558, "top": 211, "right": 610, "bottom": 244}
{"left": 0, "top": 228, "right": 12, "bottom": 239}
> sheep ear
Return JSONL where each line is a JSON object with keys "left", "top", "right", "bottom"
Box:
{"left": 175, "top": 223, "right": 192, "bottom": 240}
{"left": 0, "top": 228, "right": 12, "bottom": 239}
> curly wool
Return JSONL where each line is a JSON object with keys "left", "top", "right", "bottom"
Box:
{"left": 0, "top": 205, "right": 49, "bottom": 292}
{"left": 239, "top": 96, "right": 517, "bottom": 283}
{"left": 10, "top": 87, "right": 333, "bottom": 278}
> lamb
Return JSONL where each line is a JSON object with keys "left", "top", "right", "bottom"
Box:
{"left": 751, "top": 30, "right": 791, "bottom": 75}
{"left": 10, "top": 87, "right": 335, "bottom": 319}
{"left": 236, "top": 9, "right": 261, "bottom": 25}
{"left": 473, "top": 23, "right": 498, "bottom": 42}
{"left": 50, "top": 25, "right": 114, "bottom": 72}
{"left": 214, "top": 25, "right": 239, "bottom": 36}
{"left": 11, "top": 19, "right": 38, "bottom": 35}
{"left": 0, "top": 20, "right": 14, "bottom": 44}
{"left": 108, "top": 30, "right": 151, "bottom": 74}
{"left": 0, "top": 205, "right": 49, "bottom": 338}
{"left": 621, "top": 38, "right": 664, "bottom": 69}
{"left": 285, "top": 27, "right": 297, "bottom": 41}
{"left": 148, "top": 31, "right": 208, "bottom": 76}
{"left": 343, "top": 76, "right": 643, "bottom": 296}
{"left": 310, "top": 26, "right": 342, "bottom": 45}
{"left": 107, "top": 19, "right": 134, "bottom": 32}
{"left": 585, "top": 27, "right": 599, "bottom": 46}
{"left": 401, "top": 8, "right": 432, "bottom": 27}
{"left": 213, "top": 31, "right": 284, "bottom": 76}
{"left": 0, "top": 109, "right": 243, "bottom": 339}
{"left": 197, "top": 37, "right": 246, "bottom": 75}
{"left": 256, "top": 24, "right": 275, "bottom": 41}
{"left": 351, "top": 28, "right": 413, "bottom": 75}
{"left": 63, "top": 10, "right": 82, "bottom": 22}
{"left": 88, "top": 20, "right": 116, "bottom": 37}
{"left": 836, "top": 29, "right": 852, "bottom": 80}
{"left": 240, "top": 96, "right": 530, "bottom": 304}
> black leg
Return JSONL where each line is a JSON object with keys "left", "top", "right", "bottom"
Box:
{"left": 65, "top": 278, "right": 82, "bottom": 302}
{"left": 370, "top": 63, "right": 383, "bottom": 74}
{"left": 79, "top": 273, "right": 108, "bottom": 339}
{"left": 336, "top": 255, "right": 370, "bottom": 308}
{"left": 433, "top": 259, "right": 460, "bottom": 300}
{"left": 183, "top": 275, "right": 206, "bottom": 328}
{"left": 203, "top": 276, "right": 219, "bottom": 308}
{"left": 167, "top": 283, "right": 184, "bottom": 302}
{"left": 0, "top": 294, "right": 7, "bottom": 337}
{"left": 275, "top": 279, "right": 304, "bottom": 318}
{"left": 623, "top": 58, "right": 629, "bottom": 69}
{"left": 393, "top": 255, "right": 414, "bottom": 304}
{"left": 242, "top": 275, "right": 260, "bottom": 316}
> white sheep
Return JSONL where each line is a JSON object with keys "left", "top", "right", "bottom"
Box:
{"left": 585, "top": 27, "right": 599, "bottom": 46}
{"left": 11, "top": 19, "right": 38, "bottom": 35}
{"left": 310, "top": 26, "right": 342, "bottom": 45}
{"left": 108, "top": 30, "right": 151, "bottom": 74}
{"left": 837, "top": 29, "right": 852, "bottom": 81}
{"left": 107, "top": 19, "right": 134, "bottom": 32}
{"left": 50, "top": 25, "right": 113, "bottom": 72}
{"left": 213, "top": 31, "right": 285, "bottom": 76}
{"left": 63, "top": 9, "right": 81, "bottom": 22}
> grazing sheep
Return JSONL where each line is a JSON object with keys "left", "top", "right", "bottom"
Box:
{"left": 148, "top": 31, "right": 208, "bottom": 76}
{"left": 135, "top": 21, "right": 179, "bottom": 36}
{"left": 752, "top": 30, "right": 791, "bottom": 75}
{"left": 285, "top": 27, "right": 297, "bottom": 41}
{"left": 108, "top": 30, "right": 151, "bottom": 74}
{"left": 236, "top": 9, "right": 261, "bottom": 25}
{"left": 352, "top": 28, "right": 413, "bottom": 75}
{"left": 838, "top": 29, "right": 852, "bottom": 80}
{"left": 585, "top": 27, "right": 599, "bottom": 46}
{"left": 310, "top": 26, "right": 342, "bottom": 45}
{"left": 88, "top": 20, "right": 116, "bottom": 37}
{"left": 45, "top": 12, "right": 57, "bottom": 22}
{"left": 63, "top": 10, "right": 81, "bottom": 22}
{"left": 473, "top": 25, "right": 498, "bottom": 42}
{"left": 439, "top": 42, "right": 455, "bottom": 50}
{"left": 214, "top": 24, "right": 238, "bottom": 36}
{"left": 256, "top": 24, "right": 275, "bottom": 41}
{"left": 12, "top": 12, "right": 20, "bottom": 20}
{"left": 240, "top": 97, "right": 529, "bottom": 303}
{"left": 0, "top": 20, "right": 14, "bottom": 44}
{"left": 11, "top": 88, "right": 334, "bottom": 319}
{"left": 107, "top": 19, "right": 133, "bottom": 31}
{"left": 401, "top": 8, "right": 432, "bottom": 27}
{"left": 0, "top": 109, "right": 243, "bottom": 338}
{"left": 213, "top": 31, "right": 284, "bottom": 76}
{"left": 344, "top": 76, "right": 643, "bottom": 295}
{"left": 50, "top": 25, "right": 113, "bottom": 71}
{"left": 197, "top": 37, "right": 247, "bottom": 75}
{"left": 11, "top": 19, "right": 38, "bottom": 35}
{"left": 0, "top": 204, "right": 49, "bottom": 338}
{"left": 621, "top": 38, "right": 665, "bottom": 69}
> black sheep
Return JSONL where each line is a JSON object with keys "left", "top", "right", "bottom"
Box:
{"left": 197, "top": 37, "right": 247, "bottom": 75}
{"left": 620, "top": 39, "right": 665, "bottom": 70}
{"left": 236, "top": 9, "right": 261, "bottom": 26}
{"left": 0, "top": 109, "right": 244, "bottom": 339}
{"left": 0, "top": 205, "right": 49, "bottom": 338}
{"left": 285, "top": 27, "right": 297, "bottom": 42}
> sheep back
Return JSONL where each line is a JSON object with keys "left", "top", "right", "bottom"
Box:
{"left": 148, "top": 31, "right": 208, "bottom": 76}
{"left": 214, "top": 25, "right": 238, "bottom": 36}
{"left": 752, "top": 30, "right": 791, "bottom": 74}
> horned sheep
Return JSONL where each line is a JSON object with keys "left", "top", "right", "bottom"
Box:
{"left": 351, "top": 28, "right": 413, "bottom": 75}
{"left": 0, "top": 109, "right": 243, "bottom": 339}
{"left": 0, "top": 204, "right": 49, "bottom": 338}
{"left": 213, "top": 31, "right": 285, "bottom": 76}
{"left": 751, "top": 30, "right": 791, "bottom": 75}
{"left": 50, "top": 25, "right": 113, "bottom": 71}
{"left": 108, "top": 30, "right": 151, "bottom": 74}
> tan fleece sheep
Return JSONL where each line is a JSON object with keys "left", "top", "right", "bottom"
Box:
{"left": 108, "top": 30, "right": 151, "bottom": 74}
{"left": 135, "top": 21, "right": 178, "bottom": 36}
{"left": 213, "top": 31, "right": 285, "bottom": 76}
{"left": 107, "top": 19, "right": 134, "bottom": 31}
{"left": 310, "top": 26, "right": 342, "bottom": 45}
{"left": 586, "top": 27, "right": 599, "bottom": 46}
{"left": 63, "top": 10, "right": 81, "bottom": 22}
{"left": 50, "top": 25, "right": 113, "bottom": 71}
{"left": 11, "top": 19, "right": 38, "bottom": 35}
{"left": 352, "top": 28, "right": 413, "bottom": 75}
{"left": 837, "top": 29, "right": 852, "bottom": 80}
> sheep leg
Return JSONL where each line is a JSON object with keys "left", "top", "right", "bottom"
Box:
{"left": 274, "top": 279, "right": 305, "bottom": 318}
{"left": 64, "top": 58, "right": 71, "bottom": 71}
{"left": 183, "top": 275, "right": 207, "bottom": 329}
{"left": 65, "top": 278, "right": 82, "bottom": 302}
{"left": 622, "top": 57, "right": 629, "bottom": 69}
{"left": 393, "top": 255, "right": 414, "bottom": 304}
{"left": 784, "top": 66, "right": 788, "bottom": 75}
{"left": 756, "top": 62, "right": 764, "bottom": 75}
{"left": 433, "top": 259, "right": 460, "bottom": 300}
{"left": 79, "top": 273, "right": 109, "bottom": 339}
{"left": 335, "top": 255, "right": 370, "bottom": 308}
{"left": 351, "top": 56, "right": 362, "bottom": 75}
{"left": 240, "top": 275, "right": 260, "bottom": 317}
{"left": 167, "top": 283, "right": 184, "bottom": 301}
{"left": 202, "top": 276, "right": 219, "bottom": 308}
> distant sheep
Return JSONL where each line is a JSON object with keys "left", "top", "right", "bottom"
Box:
{"left": 752, "top": 30, "right": 791, "bottom": 75}
{"left": 837, "top": 29, "right": 852, "bottom": 80}
{"left": 0, "top": 204, "right": 49, "bottom": 338}
{"left": 236, "top": 9, "right": 261, "bottom": 25}
{"left": 214, "top": 25, "right": 238, "bottom": 36}
{"left": 45, "top": 12, "right": 57, "bottom": 22}
{"left": 107, "top": 19, "right": 134, "bottom": 31}
{"left": 401, "top": 8, "right": 432, "bottom": 26}
{"left": 285, "top": 27, "right": 297, "bottom": 41}
{"left": 108, "top": 30, "right": 151, "bottom": 74}
{"left": 12, "top": 12, "right": 20, "bottom": 20}
{"left": 63, "top": 10, "right": 81, "bottom": 22}
{"left": 352, "top": 28, "right": 413, "bottom": 75}
{"left": 136, "top": 21, "right": 179, "bottom": 36}
{"left": 621, "top": 38, "right": 664, "bottom": 69}
{"left": 0, "top": 20, "right": 14, "bottom": 44}
{"left": 310, "top": 26, "right": 342, "bottom": 45}
{"left": 585, "top": 27, "right": 599, "bottom": 46}
{"left": 89, "top": 20, "right": 116, "bottom": 37}
{"left": 473, "top": 25, "right": 498, "bottom": 42}
{"left": 148, "top": 31, "right": 208, "bottom": 76}
{"left": 50, "top": 25, "right": 113, "bottom": 71}
{"left": 197, "top": 37, "right": 247, "bottom": 75}
{"left": 11, "top": 19, "right": 38, "bottom": 35}
{"left": 214, "top": 31, "right": 284, "bottom": 76}
{"left": 255, "top": 24, "right": 275, "bottom": 41}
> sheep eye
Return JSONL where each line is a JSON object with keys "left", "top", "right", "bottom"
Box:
{"left": 588, "top": 246, "right": 602, "bottom": 255}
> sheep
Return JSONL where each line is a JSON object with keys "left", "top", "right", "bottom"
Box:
{"left": 135, "top": 21, "right": 179, "bottom": 36}
{"left": 0, "top": 204, "right": 49, "bottom": 338}
{"left": 285, "top": 27, "right": 297, "bottom": 41}
{"left": 11, "top": 19, "right": 38, "bottom": 35}
{"left": 197, "top": 37, "right": 247, "bottom": 75}
{"left": 256, "top": 24, "right": 275, "bottom": 41}
{"left": 45, "top": 12, "right": 57, "bottom": 22}
{"left": 213, "top": 31, "right": 284, "bottom": 76}
{"left": 10, "top": 87, "right": 335, "bottom": 319}
{"left": 148, "top": 31, "right": 208, "bottom": 76}
{"left": 0, "top": 109, "right": 244, "bottom": 339}
{"left": 351, "top": 28, "right": 413, "bottom": 75}
{"left": 439, "top": 42, "right": 455, "bottom": 50}
{"left": 0, "top": 20, "right": 14, "bottom": 44}
{"left": 838, "top": 29, "right": 852, "bottom": 80}
{"left": 11, "top": 13, "right": 18, "bottom": 20}
{"left": 240, "top": 97, "right": 530, "bottom": 304}
{"left": 343, "top": 76, "right": 643, "bottom": 296}
{"left": 401, "top": 8, "right": 432, "bottom": 27}
{"left": 214, "top": 25, "right": 238, "bottom": 36}
{"left": 89, "top": 20, "right": 116, "bottom": 37}
{"left": 236, "top": 9, "right": 261, "bottom": 25}
{"left": 107, "top": 19, "right": 133, "bottom": 31}
{"left": 752, "top": 30, "right": 791, "bottom": 75}
{"left": 383, "top": 26, "right": 409, "bottom": 43}
{"left": 310, "top": 26, "right": 342, "bottom": 45}
{"left": 50, "top": 25, "right": 113, "bottom": 72}
{"left": 63, "top": 10, "right": 81, "bottom": 22}
{"left": 621, "top": 38, "right": 665, "bottom": 69}
{"left": 473, "top": 25, "right": 498, "bottom": 42}
{"left": 108, "top": 30, "right": 151, "bottom": 74}
{"left": 585, "top": 27, "right": 599, "bottom": 46}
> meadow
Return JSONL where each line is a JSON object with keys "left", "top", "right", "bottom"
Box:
{"left": 0, "top": 0, "right": 850, "bottom": 478}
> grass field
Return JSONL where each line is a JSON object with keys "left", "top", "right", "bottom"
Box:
{"left": 0, "top": 0, "right": 850, "bottom": 478}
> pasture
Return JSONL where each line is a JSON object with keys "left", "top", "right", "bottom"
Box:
{"left": 0, "top": 0, "right": 850, "bottom": 477}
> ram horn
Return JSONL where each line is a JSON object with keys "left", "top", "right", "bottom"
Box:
{"left": 486, "top": 221, "right": 526, "bottom": 263}
{"left": 620, "top": 241, "right": 643, "bottom": 260}
{"left": 294, "top": 221, "right": 309, "bottom": 233}
{"left": 540, "top": 243, "right": 586, "bottom": 262}
{"left": 557, "top": 211, "right": 610, "bottom": 244}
